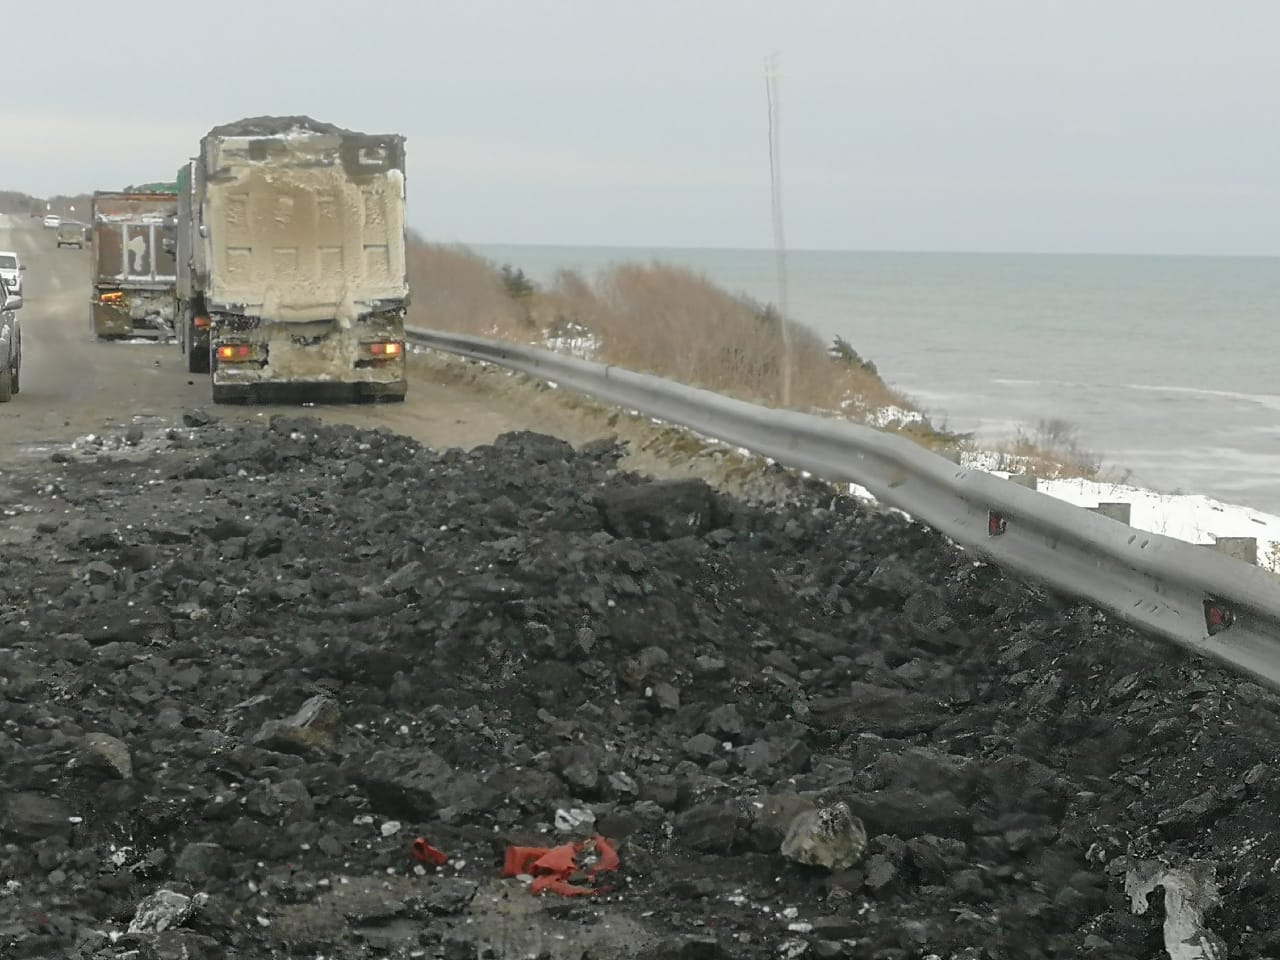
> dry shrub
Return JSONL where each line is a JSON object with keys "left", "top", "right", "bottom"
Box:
{"left": 998, "top": 418, "right": 1103, "bottom": 480}
{"left": 536, "top": 261, "right": 909, "bottom": 412}
{"left": 405, "top": 235, "right": 914, "bottom": 418}
{"left": 405, "top": 231, "right": 528, "bottom": 339}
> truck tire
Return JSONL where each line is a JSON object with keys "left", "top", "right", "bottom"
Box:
{"left": 187, "top": 333, "right": 209, "bottom": 374}
{"left": 11, "top": 360, "right": 19, "bottom": 395}
{"left": 0, "top": 367, "right": 12, "bottom": 403}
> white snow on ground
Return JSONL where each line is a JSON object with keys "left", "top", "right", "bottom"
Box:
{"left": 1027, "top": 474, "right": 1280, "bottom": 572}
{"left": 863, "top": 446, "right": 1280, "bottom": 572}
{"left": 843, "top": 468, "right": 1280, "bottom": 573}
{"left": 959, "top": 448, "right": 1010, "bottom": 474}
{"left": 544, "top": 334, "right": 600, "bottom": 360}
{"left": 863, "top": 405, "right": 925, "bottom": 429}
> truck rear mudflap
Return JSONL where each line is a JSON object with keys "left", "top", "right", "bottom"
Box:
{"left": 211, "top": 379, "right": 408, "bottom": 404}
{"left": 93, "top": 288, "right": 176, "bottom": 340}
{"left": 209, "top": 316, "right": 408, "bottom": 403}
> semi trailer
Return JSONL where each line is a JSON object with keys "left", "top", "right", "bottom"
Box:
{"left": 180, "top": 116, "right": 409, "bottom": 402}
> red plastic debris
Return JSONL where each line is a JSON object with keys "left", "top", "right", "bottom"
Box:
{"left": 532, "top": 843, "right": 579, "bottom": 875}
{"left": 501, "top": 845, "right": 550, "bottom": 878}
{"left": 500, "top": 834, "right": 620, "bottom": 897}
{"left": 410, "top": 838, "right": 448, "bottom": 866}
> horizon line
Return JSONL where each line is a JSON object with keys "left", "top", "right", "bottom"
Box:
{"left": 451, "top": 239, "right": 1280, "bottom": 261}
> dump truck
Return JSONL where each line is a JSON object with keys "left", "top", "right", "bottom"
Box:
{"left": 90, "top": 192, "right": 179, "bottom": 340}
{"left": 182, "top": 116, "right": 408, "bottom": 402}
{"left": 174, "top": 161, "right": 209, "bottom": 371}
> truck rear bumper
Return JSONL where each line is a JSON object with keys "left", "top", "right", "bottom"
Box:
{"left": 211, "top": 379, "right": 407, "bottom": 404}
{"left": 93, "top": 288, "right": 177, "bottom": 339}
{"left": 209, "top": 315, "right": 407, "bottom": 401}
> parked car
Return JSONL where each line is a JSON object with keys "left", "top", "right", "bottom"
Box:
{"left": 56, "top": 222, "right": 86, "bottom": 248}
{"left": 42, "top": 214, "right": 61, "bottom": 228}
{"left": 0, "top": 281, "right": 22, "bottom": 402}
{"left": 0, "top": 250, "right": 25, "bottom": 297}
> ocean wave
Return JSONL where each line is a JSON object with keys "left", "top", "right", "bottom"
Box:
{"left": 991, "top": 377, "right": 1280, "bottom": 410}
{"left": 992, "top": 377, "right": 1096, "bottom": 390}
{"left": 1121, "top": 383, "right": 1280, "bottom": 410}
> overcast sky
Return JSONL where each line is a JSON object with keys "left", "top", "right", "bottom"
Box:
{"left": 4, "top": 1, "right": 1278, "bottom": 255}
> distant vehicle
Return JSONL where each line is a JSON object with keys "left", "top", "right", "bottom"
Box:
{"left": 42, "top": 214, "right": 61, "bottom": 228}
{"left": 181, "top": 116, "right": 408, "bottom": 402}
{"left": 0, "top": 251, "right": 25, "bottom": 297}
{"left": 0, "top": 280, "right": 22, "bottom": 402}
{"left": 90, "top": 192, "right": 178, "bottom": 340}
{"left": 56, "top": 222, "right": 86, "bottom": 249}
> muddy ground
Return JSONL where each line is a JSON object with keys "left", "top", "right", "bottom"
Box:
{"left": 1, "top": 414, "right": 1278, "bottom": 959}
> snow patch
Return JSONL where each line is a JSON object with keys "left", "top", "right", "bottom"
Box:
{"left": 1030, "top": 474, "right": 1280, "bottom": 572}
{"left": 864, "top": 405, "right": 925, "bottom": 429}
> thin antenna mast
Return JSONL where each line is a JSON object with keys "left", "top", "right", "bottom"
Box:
{"left": 764, "top": 53, "right": 792, "bottom": 407}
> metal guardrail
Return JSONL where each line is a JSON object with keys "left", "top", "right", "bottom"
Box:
{"left": 406, "top": 327, "right": 1280, "bottom": 690}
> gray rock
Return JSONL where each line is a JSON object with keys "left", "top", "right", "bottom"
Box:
{"left": 693, "top": 656, "right": 728, "bottom": 678}
{"left": 1, "top": 791, "right": 75, "bottom": 840}
{"left": 638, "top": 937, "right": 731, "bottom": 959}
{"left": 814, "top": 682, "right": 948, "bottom": 737}
{"left": 383, "top": 560, "right": 426, "bottom": 593}
{"left": 423, "top": 879, "right": 479, "bottom": 915}
{"left": 253, "top": 694, "right": 342, "bottom": 756}
{"left": 863, "top": 853, "right": 900, "bottom": 894}
{"left": 351, "top": 748, "right": 455, "bottom": 819}
{"left": 600, "top": 478, "right": 715, "bottom": 541}
{"left": 622, "top": 645, "right": 671, "bottom": 687}
{"left": 556, "top": 744, "right": 605, "bottom": 794}
{"left": 705, "top": 703, "right": 743, "bottom": 737}
{"left": 844, "top": 788, "right": 972, "bottom": 839}
{"left": 117, "top": 543, "right": 158, "bottom": 572}
{"left": 652, "top": 682, "right": 681, "bottom": 711}
{"left": 684, "top": 733, "right": 720, "bottom": 759}
{"left": 80, "top": 732, "right": 133, "bottom": 779}
{"left": 1158, "top": 789, "right": 1220, "bottom": 838}
{"left": 269, "top": 778, "right": 315, "bottom": 819}
{"left": 128, "top": 888, "right": 203, "bottom": 934}
{"left": 737, "top": 738, "right": 810, "bottom": 778}
{"left": 675, "top": 803, "right": 739, "bottom": 853}
{"left": 174, "top": 842, "right": 232, "bottom": 882}
{"left": 781, "top": 801, "right": 868, "bottom": 871}
{"left": 84, "top": 560, "right": 117, "bottom": 584}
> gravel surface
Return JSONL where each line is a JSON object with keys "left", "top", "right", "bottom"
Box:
{"left": 1, "top": 414, "right": 1278, "bottom": 959}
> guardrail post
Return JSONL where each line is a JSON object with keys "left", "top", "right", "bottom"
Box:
{"left": 1008, "top": 474, "right": 1037, "bottom": 490}
{"left": 1206, "top": 537, "right": 1258, "bottom": 565}
{"left": 1089, "top": 502, "right": 1132, "bottom": 525}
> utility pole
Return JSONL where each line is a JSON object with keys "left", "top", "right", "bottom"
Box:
{"left": 764, "top": 53, "right": 792, "bottom": 407}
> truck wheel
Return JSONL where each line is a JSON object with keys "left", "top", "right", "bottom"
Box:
{"left": 0, "top": 368, "right": 12, "bottom": 403}
{"left": 187, "top": 335, "right": 210, "bottom": 374}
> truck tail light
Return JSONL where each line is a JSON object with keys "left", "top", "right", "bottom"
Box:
{"left": 367, "top": 341, "right": 403, "bottom": 357}
{"left": 99, "top": 291, "right": 124, "bottom": 303}
{"left": 194, "top": 315, "right": 210, "bottom": 328}
{"left": 216, "top": 344, "right": 256, "bottom": 362}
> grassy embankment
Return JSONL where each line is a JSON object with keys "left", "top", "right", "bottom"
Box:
{"left": 404, "top": 233, "right": 1103, "bottom": 480}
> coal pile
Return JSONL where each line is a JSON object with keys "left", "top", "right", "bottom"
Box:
{"left": 1, "top": 415, "right": 1278, "bottom": 959}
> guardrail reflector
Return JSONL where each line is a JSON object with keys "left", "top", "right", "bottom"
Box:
{"left": 1204, "top": 599, "right": 1235, "bottom": 636}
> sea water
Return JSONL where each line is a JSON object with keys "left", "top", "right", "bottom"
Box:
{"left": 474, "top": 243, "right": 1280, "bottom": 514}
